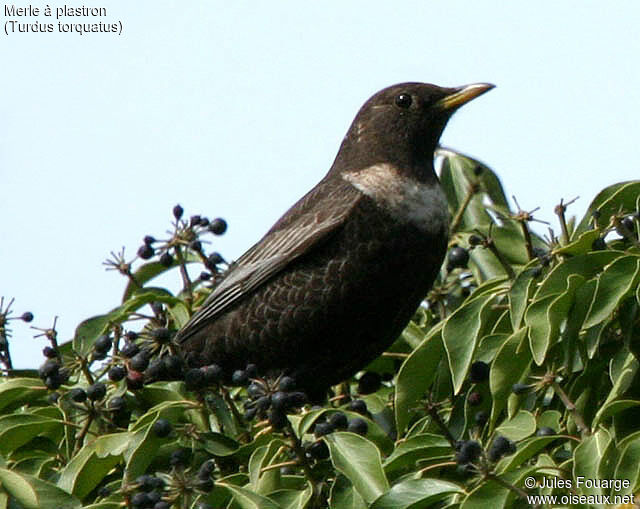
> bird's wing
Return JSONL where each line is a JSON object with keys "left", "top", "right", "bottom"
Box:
{"left": 175, "top": 179, "right": 362, "bottom": 343}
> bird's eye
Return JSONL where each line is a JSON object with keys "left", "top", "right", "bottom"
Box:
{"left": 394, "top": 93, "right": 412, "bottom": 109}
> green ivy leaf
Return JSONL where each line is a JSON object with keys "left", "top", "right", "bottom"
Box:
{"left": 371, "top": 478, "right": 462, "bottom": 508}
{"left": 489, "top": 327, "right": 531, "bottom": 431}
{"left": 394, "top": 328, "right": 444, "bottom": 434}
{"left": 0, "top": 378, "right": 46, "bottom": 412}
{"left": 526, "top": 274, "right": 585, "bottom": 365}
{"left": 383, "top": 434, "right": 451, "bottom": 478}
{"left": 583, "top": 255, "right": 640, "bottom": 328}
{"left": 268, "top": 484, "right": 313, "bottom": 509}
{"left": 573, "top": 428, "right": 611, "bottom": 496}
{"left": 509, "top": 265, "right": 540, "bottom": 330}
{"left": 496, "top": 436, "right": 558, "bottom": 474}
{"left": 217, "top": 481, "right": 283, "bottom": 509}
{"left": 57, "top": 436, "right": 122, "bottom": 500}
{"left": 574, "top": 180, "right": 640, "bottom": 236}
{"left": 593, "top": 400, "right": 640, "bottom": 428}
{"left": 0, "top": 468, "right": 81, "bottom": 509}
{"left": 325, "top": 432, "right": 389, "bottom": 504}
{"left": 0, "top": 414, "right": 61, "bottom": 457}
{"left": 495, "top": 410, "right": 536, "bottom": 441}
{"left": 443, "top": 292, "right": 496, "bottom": 393}
{"left": 614, "top": 432, "right": 640, "bottom": 493}
{"left": 329, "top": 475, "right": 366, "bottom": 509}
{"left": 248, "top": 439, "right": 285, "bottom": 495}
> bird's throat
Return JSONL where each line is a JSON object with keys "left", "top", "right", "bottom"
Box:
{"left": 342, "top": 163, "right": 449, "bottom": 236}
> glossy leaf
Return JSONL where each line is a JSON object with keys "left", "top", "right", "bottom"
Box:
{"left": 329, "top": 475, "right": 366, "bottom": 509}
{"left": 371, "top": 478, "right": 462, "bottom": 508}
{"left": 583, "top": 255, "right": 640, "bottom": 328}
{"left": 394, "top": 329, "right": 444, "bottom": 434}
{"left": 574, "top": 181, "right": 640, "bottom": 236}
{"left": 443, "top": 292, "right": 496, "bottom": 393}
{"left": 489, "top": 327, "right": 531, "bottom": 430}
{"left": 573, "top": 428, "right": 611, "bottom": 496}
{"left": 56, "top": 435, "right": 123, "bottom": 500}
{"left": 217, "top": 482, "right": 283, "bottom": 509}
{"left": 0, "top": 468, "right": 81, "bottom": 509}
{"left": 495, "top": 410, "right": 536, "bottom": 441}
{"left": 383, "top": 434, "right": 451, "bottom": 478}
{"left": 325, "top": 432, "right": 389, "bottom": 504}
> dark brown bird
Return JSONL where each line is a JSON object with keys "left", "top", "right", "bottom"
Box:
{"left": 176, "top": 82, "right": 493, "bottom": 399}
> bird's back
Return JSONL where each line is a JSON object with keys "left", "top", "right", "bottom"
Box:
{"left": 180, "top": 185, "right": 447, "bottom": 398}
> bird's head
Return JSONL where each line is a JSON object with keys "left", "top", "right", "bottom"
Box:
{"left": 333, "top": 82, "right": 494, "bottom": 181}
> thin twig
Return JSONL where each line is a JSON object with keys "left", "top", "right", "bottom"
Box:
{"left": 450, "top": 184, "right": 478, "bottom": 234}
{"left": 551, "top": 381, "right": 590, "bottom": 436}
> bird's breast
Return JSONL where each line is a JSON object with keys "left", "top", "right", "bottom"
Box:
{"left": 342, "top": 163, "right": 449, "bottom": 238}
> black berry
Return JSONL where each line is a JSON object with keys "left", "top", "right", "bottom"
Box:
{"left": 271, "top": 391, "right": 289, "bottom": 411}
{"left": 20, "top": 311, "right": 34, "bottom": 322}
{"left": 121, "top": 341, "right": 139, "bottom": 358}
{"left": 169, "top": 448, "right": 190, "bottom": 467}
{"left": 456, "top": 440, "right": 482, "bottom": 464}
{"left": 145, "top": 359, "right": 166, "bottom": 380}
{"left": 198, "top": 459, "right": 215, "bottom": 479}
{"left": 468, "top": 234, "right": 483, "bottom": 247}
{"left": 86, "top": 382, "right": 106, "bottom": 401}
{"left": 70, "top": 388, "right": 87, "bottom": 403}
{"left": 278, "top": 376, "right": 296, "bottom": 392}
{"left": 307, "top": 440, "right": 330, "bottom": 460}
{"left": 231, "top": 369, "right": 249, "bottom": 386}
{"left": 42, "top": 346, "right": 57, "bottom": 358}
{"left": 130, "top": 351, "right": 150, "bottom": 372}
{"left": 94, "top": 334, "right": 112, "bottom": 353}
{"left": 131, "top": 492, "right": 151, "bottom": 508}
{"left": 347, "top": 417, "right": 368, "bottom": 436}
{"left": 137, "top": 244, "right": 155, "bottom": 260}
{"left": 152, "top": 418, "right": 172, "bottom": 438}
{"left": 209, "top": 218, "right": 227, "bottom": 235}
{"left": 447, "top": 247, "right": 470, "bottom": 270}
{"left": 347, "top": 399, "right": 368, "bottom": 415}
{"left": 45, "top": 375, "right": 62, "bottom": 390}
{"left": 268, "top": 408, "right": 288, "bottom": 430}
{"left": 108, "top": 396, "right": 126, "bottom": 412}
{"left": 329, "top": 412, "right": 348, "bottom": 430}
{"left": 173, "top": 204, "right": 184, "bottom": 220}
{"left": 357, "top": 372, "right": 382, "bottom": 395}
{"left": 39, "top": 359, "right": 60, "bottom": 379}
{"left": 202, "top": 364, "right": 223, "bottom": 384}
{"left": 488, "top": 435, "right": 515, "bottom": 462}
{"left": 469, "top": 361, "right": 490, "bottom": 383}
{"left": 314, "top": 421, "right": 334, "bottom": 438}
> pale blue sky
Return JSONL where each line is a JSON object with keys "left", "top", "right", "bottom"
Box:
{"left": 3, "top": 2, "right": 640, "bottom": 367}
